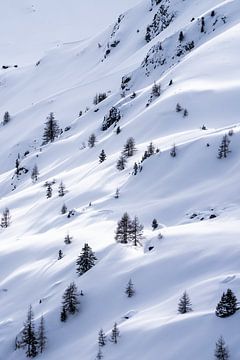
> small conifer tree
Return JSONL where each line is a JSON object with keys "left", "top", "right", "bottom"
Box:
{"left": 37, "top": 315, "right": 47, "bottom": 354}
{"left": 122, "top": 137, "right": 137, "bottom": 157}
{"left": 76, "top": 243, "right": 97, "bottom": 276}
{"left": 64, "top": 234, "right": 72, "bottom": 245}
{"left": 170, "top": 144, "right": 177, "bottom": 158}
{"left": 46, "top": 184, "right": 52, "bottom": 198}
{"left": 110, "top": 323, "right": 120, "bottom": 344}
{"left": 58, "top": 181, "right": 66, "bottom": 197}
{"left": 176, "top": 103, "right": 182, "bottom": 112}
{"left": 21, "top": 305, "right": 38, "bottom": 358}
{"left": 130, "top": 216, "right": 144, "bottom": 246}
{"left": 214, "top": 336, "right": 229, "bottom": 360}
{"left": 218, "top": 135, "right": 231, "bottom": 159}
{"left": 115, "top": 213, "right": 132, "bottom": 244}
{"left": 99, "top": 150, "right": 106, "bottom": 163}
{"left": 178, "top": 31, "right": 184, "bottom": 42}
{"left": 98, "top": 329, "right": 107, "bottom": 347}
{"left": 60, "top": 307, "right": 67, "bottom": 322}
{"left": 88, "top": 133, "right": 96, "bottom": 148}
{"left": 3, "top": 111, "right": 11, "bottom": 125}
{"left": 31, "top": 165, "right": 39, "bottom": 183}
{"left": 151, "top": 82, "right": 161, "bottom": 97}
{"left": 62, "top": 282, "right": 80, "bottom": 316}
{"left": 116, "top": 126, "right": 121, "bottom": 135}
{"left": 61, "top": 204, "right": 67, "bottom": 214}
{"left": 152, "top": 218, "right": 158, "bottom": 230}
{"left": 42, "top": 112, "right": 61, "bottom": 144}
{"left": 116, "top": 156, "right": 127, "bottom": 171}
{"left": 96, "top": 347, "right": 104, "bottom": 360}
{"left": 215, "top": 289, "right": 238, "bottom": 318}
{"left": 147, "top": 142, "right": 155, "bottom": 156}
{"left": 125, "top": 279, "right": 135, "bottom": 298}
{"left": 1, "top": 208, "right": 10, "bottom": 228}
{"left": 178, "top": 291, "right": 192, "bottom": 314}
{"left": 133, "top": 162, "right": 138, "bottom": 175}
{"left": 114, "top": 188, "right": 120, "bottom": 199}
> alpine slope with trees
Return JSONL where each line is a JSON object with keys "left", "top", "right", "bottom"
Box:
{"left": 1, "top": 0, "right": 240, "bottom": 359}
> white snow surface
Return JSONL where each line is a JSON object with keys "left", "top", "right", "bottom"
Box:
{"left": 1, "top": 0, "right": 240, "bottom": 359}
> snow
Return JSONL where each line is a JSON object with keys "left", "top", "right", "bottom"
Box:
{"left": 0, "top": 0, "right": 142, "bottom": 64}
{"left": 1, "top": 0, "right": 240, "bottom": 359}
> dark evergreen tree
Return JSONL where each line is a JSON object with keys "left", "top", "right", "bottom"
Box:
{"left": 98, "top": 329, "right": 107, "bottom": 347}
{"left": 125, "top": 279, "right": 135, "bottom": 298}
{"left": 116, "top": 126, "right": 121, "bottom": 135}
{"left": 99, "top": 150, "right": 106, "bottom": 163}
{"left": 116, "top": 156, "right": 127, "bottom": 171}
{"left": 152, "top": 218, "right": 158, "bottom": 230}
{"left": 133, "top": 162, "right": 138, "bottom": 175}
{"left": 141, "top": 150, "right": 149, "bottom": 163}
{"left": 62, "top": 282, "right": 80, "bottom": 316}
{"left": 178, "top": 31, "right": 184, "bottom": 42}
{"left": 60, "top": 306, "right": 67, "bottom": 322}
{"left": 178, "top": 291, "right": 192, "bottom": 314}
{"left": 115, "top": 212, "right": 132, "bottom": 244}
{"left": 215, "top": 289, "right": 238, "bottom": 318}
{"left": 64, "top": 234, "right": 72, "bottom": 245}
{"left": 176, "top": 103, "right": 182, "bottom": 112}
{"left": 31, "top": 164, "right": 39, "bottom": 183}
{"left": 96, "top": 347, "right": 104, "bottom": 360}
{"left": 151, "top": 82, "right": 161, "bottom": 97}
{"left": 58, "top": 250, "right": 63, "bottom": 260}
{"left": 147, "top": 142, "right": 155, "bottom": 156}
{"left": 122, "top": 137, "right": 137, "bottom": 157}
{"left": 76, "top": 243, "right": 97, "bottom": 276}
{"left": 170, "top": 144, "right": 177, "bottom": 157}
{"left": 110, "top": 323, "right": 120, "bottom": 344}
{"left": 37, "top": 315, "right": 47, "bottom": 354}
{"left": 214, "top": 336, "right": 229, "bottom": 360}
{"left": 21, "top": 305, "right": 38, "bottom": 358}
{"left": 201, "top": 17, "right": 205, "bottom": 32}
{"left": 183, "top": 109, "right": 188, "bottom": 117}
{"left": 61, "top": 203, "right": 67, "bottom": 214}
{"left": 88, "top": 133, "right": 96, "bottom": 148}
{"left": 42, "top": 112, "right": 61, "bottom": 144}
{"left": 218, "top": 135, "right": 231, "bottom": 159}
{"left": 15, "top": 157, "right": 20, "bottom": 176}
{"left": 130, "top": 216, "right": 144, "bottom": 246}
{"left": 1, "top": 207, "right": 10, "bottom": 228}
{"left": 46, "top": 183, "right": 52, "bottom": 198}
{"left": 93, "top": 93, "right": 107, "bottom": 105}
{"left": 58, "top": 181, "right": 66, "bottom": 197}
{"left": 3, "top": 111, "right": 11, "bottom": 125}
{"left": 114, "top": 188, "right": 120, "bottom": 199}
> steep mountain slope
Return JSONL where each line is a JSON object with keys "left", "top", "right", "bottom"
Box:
{"left": 1, "top": 0, "right": 240, "bottom": 359}
{"left": 0, "top": 0, "right": 141, "bottom": 64}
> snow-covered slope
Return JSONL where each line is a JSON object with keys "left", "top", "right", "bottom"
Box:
{"left": 1, "top": 0, "right": 240, "bottom": 359}
{"left": 0, "top": 0, "right": 142, "bottom": 64}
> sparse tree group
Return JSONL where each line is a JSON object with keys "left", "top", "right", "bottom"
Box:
{"left": 115, "top": 213, "right": 143, "bottom": 246}
{"left": 16, "top": 306, "right": 47, "bottom": 357}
